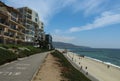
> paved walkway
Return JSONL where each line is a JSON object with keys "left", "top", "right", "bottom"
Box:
{"left": 0, "top": 52, "right": 49, "bottom": 81}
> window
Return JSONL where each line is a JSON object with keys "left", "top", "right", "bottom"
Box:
{"left": 35, "top": 18, "right": 37, "bottom": 22}
{"left": 36, "top": 13, "right": 38, "bottom": 17}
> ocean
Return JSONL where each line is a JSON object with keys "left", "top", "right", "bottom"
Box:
{"left": 68, "top": 48, "right": 120, "bottom": 67}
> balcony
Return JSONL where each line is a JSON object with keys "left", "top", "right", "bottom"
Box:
{"left": 16, "top": 35, "right": 25, "bottom": 40}
{"left": 11, "top": 12, "right": 18, "bottom": 18}
{"left": 4, "top": 32, "right": 9, "bottom": 36}
{"left": 0, "top": 10, "right": 10, "bottom": 17}
{"left": 22, "top": 30, "right": 25, "bottom": 33}
{"left": 26, "top": 14, "right": 32, "bottom": 19}
{"left": 0, "top": 18, "right": 9, "bottom": 26}
{"left": 10, "top": 25, "right": 16, "bottom": 30}
{"left": 11, "top": 16, "right": 17, "bottom": 22}
{"left": 22, "top": 37, "right": 25, "bottom": 40}
{"left": 26, "top": 9, "right": 32, "bottom": 14}
{"left": 18, "top": 30, "right": 25, "bottom": 35}
{"left": 0, "top": 30, "right": 4, "bottom": 36}
{"left": 4, "top": 32, "right": 15, "bottom": 37}
{"left": 18, "top": 18, "right": 23, "bottom": 24}
{"left": 9, "top": 34, "right": 14, "bottom": 37}
{"left": 16, "top": 36, "right": 19, "bottom": 39}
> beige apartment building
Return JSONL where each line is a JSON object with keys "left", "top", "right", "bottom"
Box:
{"left": 0, "top": 1, "right": 25, "bottom": 44}
{"left": 0, "top": 1, "right": 45, "bottom": 45}
{"left": 17, "top": 7, "right": 44, "bottom": 45}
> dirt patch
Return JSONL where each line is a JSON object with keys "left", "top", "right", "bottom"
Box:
{"left": 32, "top": 53, "right": 65, "bottom": 81}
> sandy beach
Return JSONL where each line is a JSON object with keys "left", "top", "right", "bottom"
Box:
{"left": 66, "top": 51, "right": 120, "bottom": 81}
{"left": 32, "top": 53, "right": 64, "bottom": 81}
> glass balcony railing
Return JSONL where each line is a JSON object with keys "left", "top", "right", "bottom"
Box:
{"left": 11, "top": 17, "right": 17, "bottom": 22}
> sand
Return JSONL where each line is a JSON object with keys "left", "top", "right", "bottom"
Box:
{"left": 66, "top": 52, "right": 120, "bottom": 81}
{"left": 32, "top": 53, "right": 63, "bottom": 81}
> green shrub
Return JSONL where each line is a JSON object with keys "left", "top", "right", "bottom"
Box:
{"left": 0, "top": 48, "right": 17, "bottom": 65}
{"left": 18, "top": 49, "right": 30, "bottom": 58}
{"left": 51, "top": 50, "right": 91, "bottom": 81}
{"left": 26, "top": 46, "right": 42, "bottom": 54}
{"left": 0, "top": 44, "right": 50, "bottom": 65}
{"left": 2, "top": 45, "right": 9, "bottom": 49}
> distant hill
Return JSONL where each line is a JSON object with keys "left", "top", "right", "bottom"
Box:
{"left": 53, "top": 42, "right": 91, "bottom": 49}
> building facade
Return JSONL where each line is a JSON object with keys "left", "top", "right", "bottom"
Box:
{"left": 0, "top": 1, "right": 52, "bottom": 47}
{"left": 0, "top": 1, "right": 25, "bottom": 44}
{"left": 18, "top": 7, "right": 40, "bottom": 44}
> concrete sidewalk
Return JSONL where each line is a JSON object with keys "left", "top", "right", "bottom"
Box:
{"left": 0, "top": 52, "right": 49, "bottom": 81}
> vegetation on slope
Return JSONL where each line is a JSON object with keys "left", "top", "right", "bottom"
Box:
{"left": 0, "top": 44, "right": 50, "bottom": 65}
{"left": 0, "top": 48, "right": 17, "bottom": 65}
{"left": 51, "top": 50, "right": 91, "bottom": 81}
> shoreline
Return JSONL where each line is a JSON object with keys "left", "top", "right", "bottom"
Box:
{"left": 58, "top": 48, "right": 120, "bottom": 69}
{"left": 67, "top": 51, "right": 120, "bottom": 81}
{"left": 85, "top": 56, "right": 120, "bottom": 70}
{"left": 57, "top": 49, "right": 120, "bottom": 81}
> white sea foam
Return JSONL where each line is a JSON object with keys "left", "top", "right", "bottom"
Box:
{"left": 85, "top": 56, "right": 120, "bottom": 69}
{"left": 104, "top": 62, "right": 120, "bottom": 69}
{"left": 86, "top": 56, "right": 103, "bottom": 63}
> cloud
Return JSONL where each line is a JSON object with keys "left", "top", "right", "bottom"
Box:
{"left": 72, "top": 0, "right": 108, "bottom": 16}
{"left": 52, "top": 35, "right": 75, "bottom": 43}
{"left": 5, "top": 0, "right": 75, "bottom": 25}
{"left": 5, "top": 0, "right": 107, "bottom": 25}
{"left": 5, "top": 0, "right": 120, "bottom": 29}
{"left": 69, "top": 10, "right": 120, "bottom": 32}
{"left": 52, "top": 29, "right": 75, "bottom": 43}
{"left": 54, "top": 29, "right": 61, "bottom": 34}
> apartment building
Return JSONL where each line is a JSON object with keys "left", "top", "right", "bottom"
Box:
{"left": 17, "top": 7, "right": 43, "bottom": 45}
{"left": 45, "top": 34, "right": 53, "bottom": 49}
{"left": 0, "top": 1, "right": 25, "bottom": 44}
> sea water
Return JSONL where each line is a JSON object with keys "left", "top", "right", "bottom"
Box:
{"left": 69, "top": 48, "right": 120, "bottom": 67}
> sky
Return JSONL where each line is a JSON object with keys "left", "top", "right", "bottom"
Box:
{"left": 3, "top": 0, "right": 120, "bottom": 48}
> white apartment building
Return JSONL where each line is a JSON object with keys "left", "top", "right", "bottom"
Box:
{"left": 18, "top": 7, "right": 43, "bottom": 45}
